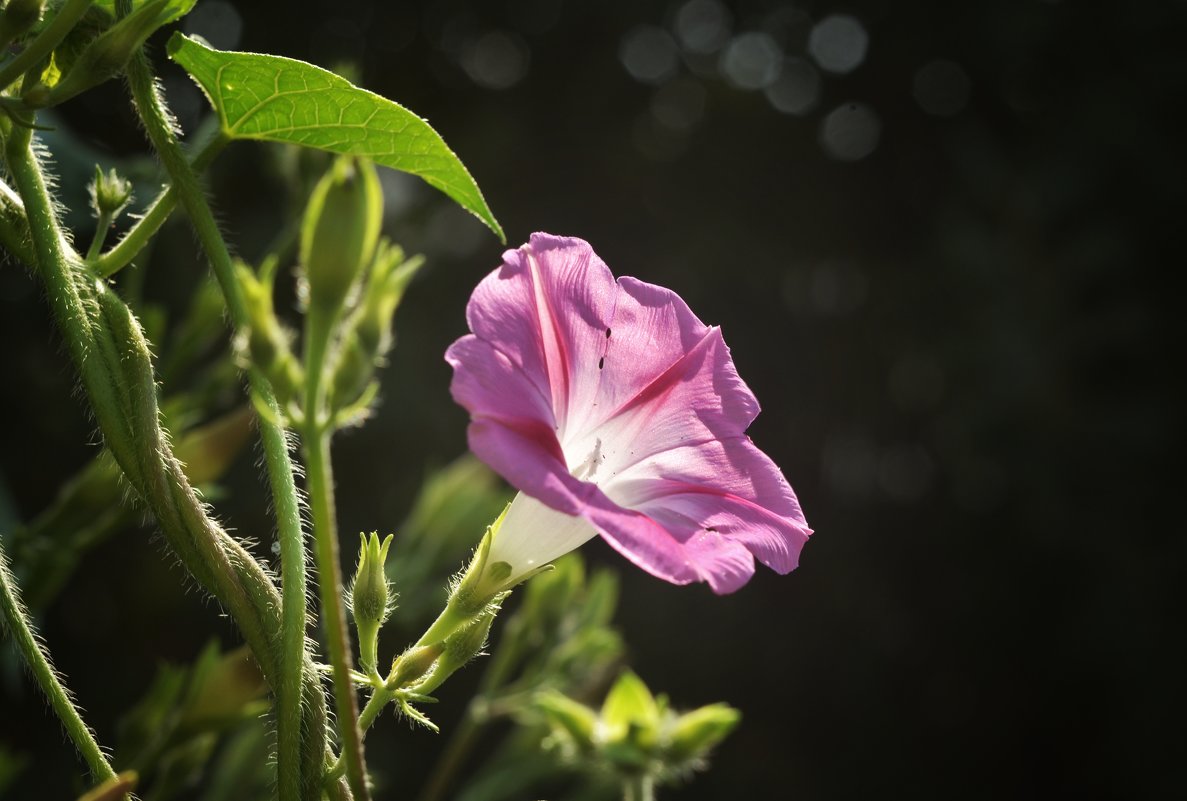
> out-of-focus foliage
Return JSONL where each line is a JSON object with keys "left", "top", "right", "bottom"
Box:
{"left": 114, "top": 641, "right": 270, "bottom": 801}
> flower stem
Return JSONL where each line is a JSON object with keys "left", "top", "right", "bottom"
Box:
{"left": 623, "top": 775, "right": 656, "bottom": 801}
{"left": 0, "top": 177, "right": 35, "bottom": 266}
{"left": 0, "top": 0, "right": 93, "bottom": 92}
{"left": 86, "top": 210, "right": 113, "bottom": 261}
{"left": 0, "top": 539, "right": 123, "bottom": 794}
{"left": 304, "top": 305, "right": 372, "bottom": 801}
{"left": 120, "top": 45, "right": 333, "bottom": 801}
{"left": 89, "top": 133, "right": 227, "bottom": 278}
{"left": 258, "top": 382, "right": 309, "bottom": 801}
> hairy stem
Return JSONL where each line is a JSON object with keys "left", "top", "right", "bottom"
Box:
{"left": 304, "top": 305, "right": 372, "bottom": 801}
{"left": 85, "top": 209, "right": 114, "bottom": 261}
{"left": 121, "top": 45, "right": 332, "bottom": 800}
{"left": 257, "top": 381, "right": 310, "bottom": 801}
{"left": 0, "top": 539, "right": 123, "bottom": 793}
{"left": 0, "top": 177, "right": 35, "bottom": 265}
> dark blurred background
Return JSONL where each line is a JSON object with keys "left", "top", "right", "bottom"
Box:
{"left": 2, "top": 0, "right": 1185, "bottom": 799}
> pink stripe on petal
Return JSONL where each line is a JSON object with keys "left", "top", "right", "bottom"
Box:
{"left": 466, "top": 234, "right": 619, "bottom": 438}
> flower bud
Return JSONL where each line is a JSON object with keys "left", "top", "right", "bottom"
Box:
{"left": 350, "top": 532, "right": 394, "bottom": 673}
{"left": 534, "top": 691, "right": 598, "bottom": 751}
{"left": 599, "top": 670, "right": 660, "bottom": 748}
{"left": 89, "top": 166, "right": 133, "bottom": 219}
{"left": 300, "top": 158, "right": 382, "bottom": 317}
{"left": 329, "top": 245, "right": 422, "bottom": 412}
{"left": 40, "top": 0, "right": 196, "bottom": 107}
{"left": 425, "top": 606, "right": 497, "bottom": 691}
{"left": 388, "top": 643, "right": 443, "bottom": 689}
{"left": 236, "top": 260, "right": 302, "bottom": 406}
{"left": 666, "top": 703, "right": 740, "bottom": 763}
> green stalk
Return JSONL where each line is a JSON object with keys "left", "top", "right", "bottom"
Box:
{"left": 0, "top": 0, "right": 93, "bottom": 91}
{"left": 0, "top": 176, "right": 35, "bottom": 265}
{"left": 121, "top": 47, "right": 332, "bottom": 801}
{"left": 90, "top": 134, "right": 227, "bottom": 278}
{"left": 5, "top": 116, "right": 271, "bottom": 700}
{"left": 85, "top": 209, "right": 114, "bottom": 260}
{"left": 304, "top": 304, "right": 372, "bottom": 801}
{"left": 623, "top": 775, "right": 656, "bottom": 801}
{"left": 0, "top": 539, "right": 123, "bottom": 793}
{"left": 257, "top": 381, "right": 309, "bottom": 801}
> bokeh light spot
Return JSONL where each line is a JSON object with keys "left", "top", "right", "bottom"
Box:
{"left": 913, "top": 59, "right": 972, "bottom": 116}
{"left": 719, "top": 32, "right": 783, "bottom": 90}
{"left": 462, "top": 30, "right": 531, "bottom": 90}
{"left": 808, "top": 14, "right": 868, "bottom": 75}
{"left": 764, "top": 57, "right": 820, "bottom": 116}
{"left": 183, "top": 0, "right": 243, "bottom": 51}
{"left": 620, "top": 26, "right": 680, "bottom": 85}
{"left": 819, "top": 102, "right": 882, "bottom": 161}
{"left": 675, "top": 0, "right": 733, "bottom": 54}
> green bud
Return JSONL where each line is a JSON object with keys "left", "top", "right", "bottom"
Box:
{"left": 388, "top": 643, "right": 443, "bottom": 690}
{"left": 534, "top": 690, "right": 598, "bottom": 750}
{"left": 425, "top": 605, "right": 498, "bottom": 691}
{"left": 329, "top": 244, "right": 422, "bottom": 411}
{"left": 666, "top": 703, "right": 741, "bottom": 763}
{"left": 599, "top": 670, "right": 661, "bottom": 752}
{"left": 41, "top": 0, "right": 199, "bottom": 107}
{"left": 350, "top": 532, "right": 394, "bottom": 672}
{"left": 236, "top": 259, "right": 302, "bottom": 405}
{"left": 300, "top": 158, "right": 382, "bottom": 317}
{"left": 88, "top": 166, "right": 133, "bottom": 219}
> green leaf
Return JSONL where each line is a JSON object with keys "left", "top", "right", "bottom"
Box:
{"left": 166, "top": 33, "right": 504, "bottom": 241}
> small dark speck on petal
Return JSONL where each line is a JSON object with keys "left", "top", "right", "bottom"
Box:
{"left": 706, "top": 526, "right": 719, "bottom": 533}
{"left": 606, "top": 328, "right": 612, "bottom": 338}
{"left": 598, "top": 357, "right": 604, "bottom": 369}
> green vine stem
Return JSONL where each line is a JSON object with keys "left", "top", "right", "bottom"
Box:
{"left": 623, "top": 775, "right": 656, "bottom": 801}
{"left": 3, "top": 115, "right": 280, "bottom": 725}
{"left": 120, "top": 46, "right": 337, "bottom": 800}
{"left": 89, "top": 133, "right": 227, "bottom": 277}
{"left": 0, "top": 0, "right": 93, "bottom": 92}
{"left": 0, "top": 177, "right": 35, "bottom": 265}
{"left": 256, "top": 380, "right": 311, "bottom": 801}
{"left": 303, "top": 303, "right": 372, "bottom": 801}
{"left": 0, "top": 538, "right": 124, "bottom": 795}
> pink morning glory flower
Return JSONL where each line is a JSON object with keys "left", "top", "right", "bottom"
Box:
{"left": 445, "top": 234, "right": 811, "bottom": 594}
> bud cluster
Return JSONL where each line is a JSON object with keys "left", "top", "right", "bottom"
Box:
{"left": 533, "top": 671, "right": 741, "bottom": 791}
{"left": 228, "top": 157, "right": 419, "bottom": 428}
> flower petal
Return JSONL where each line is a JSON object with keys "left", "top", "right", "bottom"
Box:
{"left": 606, "top": 437, "right": 811, "bottom": 574}
{"left": 466, "top": 234, "right": 618, "bottom": 438}
{"left": 448, "top": 233, "right": 813, "bottom": 594}
{"left": 576, "top": 326, "right": 760, "bottom": 482}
